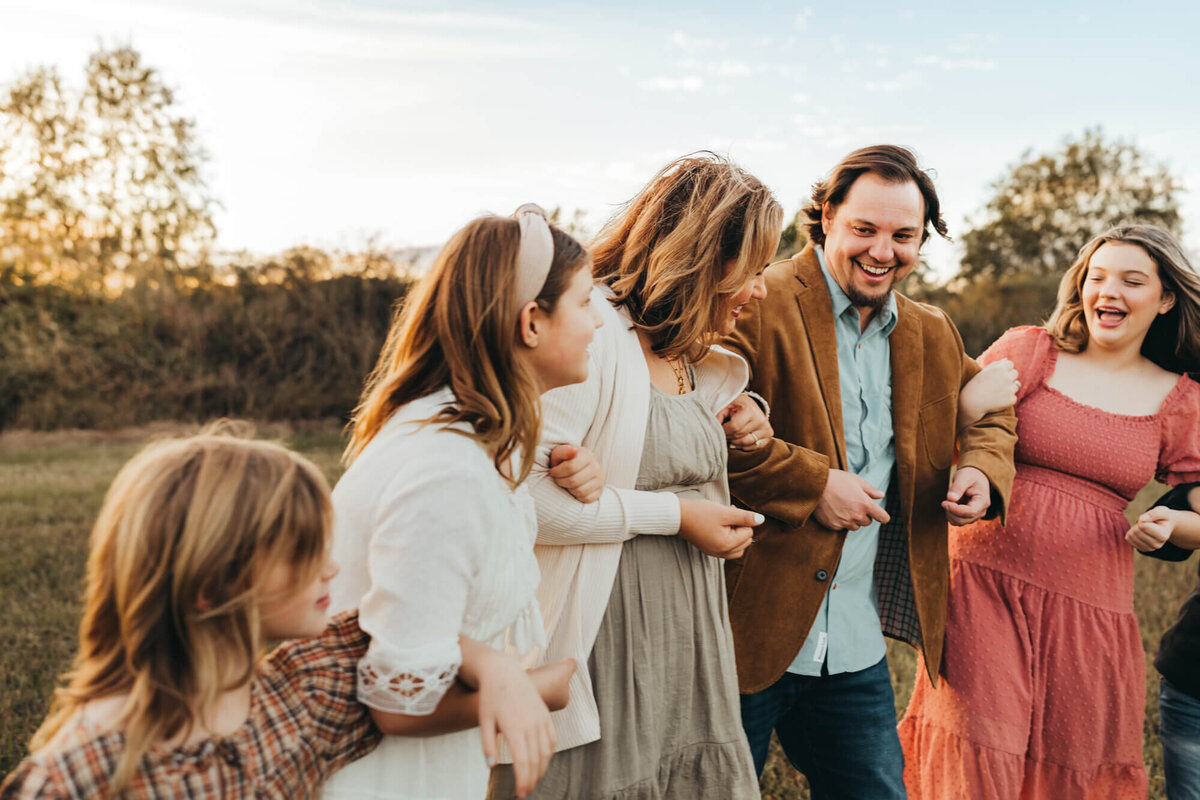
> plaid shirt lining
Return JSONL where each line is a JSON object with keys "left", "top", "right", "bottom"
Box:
{"left": 1, "top": 611, "right": 380, "bottom": 799}
{"left": 873, "top": 480, "right": 923, "bottom": 653}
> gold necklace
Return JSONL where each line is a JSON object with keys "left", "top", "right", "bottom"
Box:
{"left": 670, "top": 358, "right": 688, "bottom": 394}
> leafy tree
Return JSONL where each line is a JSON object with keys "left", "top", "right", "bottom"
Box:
{"left": 933, "top": 129, "right": 1185, "bottom": 355}
{"left": 960, "top": 129, "right": 1182, "bottom": 282}
{"left": 775, "top": 210, "right": 808, "bottom": 260}
{"left": 0, "top": 44, "right": 215, "bottom": 288}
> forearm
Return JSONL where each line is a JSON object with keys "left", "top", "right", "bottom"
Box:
{"left": 727, "top": 439, "right": 830, "bottom": 528}
{"left": 1169, "top": 505, "right": 1200, "bottom": 550}
{"left": 531, "top": 474, "right": 680, "bottom": 545}
{"left": 369, "top": 682, "right": 479, "bottom": 736}
{"left": 956, "top": 407, "right": 1018, "bottom": 523}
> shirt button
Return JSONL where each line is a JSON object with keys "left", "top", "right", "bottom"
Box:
{"left": 815, "top": 569, "right": 829, "bottom": 581}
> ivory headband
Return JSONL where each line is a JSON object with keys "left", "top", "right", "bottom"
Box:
{"left": 513, "top": 203, "right": 554, "bottom": 311}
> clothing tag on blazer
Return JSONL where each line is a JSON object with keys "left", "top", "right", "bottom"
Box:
{"left": 1124, "top": 479, "right": 1172, "bottom": 527}
{"left": 813, "top": 632, "right": 828, "bottom": 662}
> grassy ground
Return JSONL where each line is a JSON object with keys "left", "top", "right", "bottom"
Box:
{"left": 1, "top": 425, "right": 1195, "bottom": 799}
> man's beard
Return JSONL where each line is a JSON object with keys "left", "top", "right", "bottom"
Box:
{"left": 845, "top": 284, "right": 893, "bottom": 311}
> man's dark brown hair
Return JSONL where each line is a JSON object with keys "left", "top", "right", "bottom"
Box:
{"left": 802, "top": 144, "right": 950, "bottom": 246}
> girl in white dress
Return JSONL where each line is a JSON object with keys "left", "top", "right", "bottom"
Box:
{"left": 322, "top": 205, "right": 602, "bottom": 800}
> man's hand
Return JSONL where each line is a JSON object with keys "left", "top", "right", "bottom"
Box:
{"left": 678, "top": 498, "right": 762, "bottom": 559}
{"left": 548, "top": 445, "right": 603, "bottom": 504}
{"left": 1125, "top": 506, "right": 1176, "bottom": 552}
{"left": 943, "top": 466, "right": 991, "bottom": 525}
{"left": 813, "top": 469, "right": 890, "bottom": 531}
{"left": 719, "top": 393, "right": 773, "bottom": 451}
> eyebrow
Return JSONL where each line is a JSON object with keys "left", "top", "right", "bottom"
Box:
{"left": 1088, "top": 266, "right": 1153, "bottom": 279}
{"left": 849, "top": 218, "right": 920, "bottom": 233}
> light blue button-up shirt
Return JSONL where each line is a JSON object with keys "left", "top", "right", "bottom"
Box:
{"left": 787, "top": 246, "right": 897, "bottom": 677}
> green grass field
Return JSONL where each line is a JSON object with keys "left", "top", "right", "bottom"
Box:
{"left": 1, "top": 425, "right": 1195, "bottom": 798}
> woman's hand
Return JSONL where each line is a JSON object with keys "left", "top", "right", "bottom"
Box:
{"left": 958, "top": 359, "right": 1019, "bottom": 429}
{"left": 1125, "top": 506, "right": 1178, "bottom": 552}
{"left": 678, "top": 498, "right": 762, "bottom": 559}
{"left": 476, "top": 651, "right": 557, "bottom": 798}
{"left": 549, "top": 444, "right": 603, "bottom": 504}
{"left": 719, "top": 394, "right": 773, "bottom": 451}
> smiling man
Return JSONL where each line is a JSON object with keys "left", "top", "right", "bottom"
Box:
{"left": 720, "top": 145, "right": 1018, "bottom": 798}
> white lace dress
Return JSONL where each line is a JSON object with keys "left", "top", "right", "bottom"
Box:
{"left": 321, "top": 388, "right": 545, "bottom": 800}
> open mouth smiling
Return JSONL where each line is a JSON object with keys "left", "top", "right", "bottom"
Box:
{"left": 853, "top": 258, "right": 894, "bottom": 278}
{"left": 1094, "top": 305, "right": 1128, "bottom": 326}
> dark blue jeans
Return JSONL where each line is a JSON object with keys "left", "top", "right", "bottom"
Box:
{"left": 1162, "top": 677, "right": 1200, "bottom": 800}
{"left": 740, "top": 656, "right": 905, "bottom": 800}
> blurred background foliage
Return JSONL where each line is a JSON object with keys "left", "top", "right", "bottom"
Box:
{"left": 0, "top": 44, "right": 1188, "bottom": 431}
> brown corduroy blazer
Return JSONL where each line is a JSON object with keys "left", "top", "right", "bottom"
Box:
{"left": 721, "top": 246, "right": 1017, "bottom": 693}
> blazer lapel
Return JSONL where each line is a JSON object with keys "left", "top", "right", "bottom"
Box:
{"left": 888, "top": 296, "right": 921, "bottom": 515}
{"left": 793, "top": 249, "right": 847, "bottom": 469}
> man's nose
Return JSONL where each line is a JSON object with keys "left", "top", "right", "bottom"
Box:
{"left": 867, "top": 236, "right": 894, "bottom": 264}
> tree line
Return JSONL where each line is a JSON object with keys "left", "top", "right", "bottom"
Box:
{"left": 0, "top": 45, "right": 1188, "bottom": 429}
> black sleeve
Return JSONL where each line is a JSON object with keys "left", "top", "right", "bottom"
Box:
{"left": 1140, "top": 482, "right": 1200, "bottom": 562}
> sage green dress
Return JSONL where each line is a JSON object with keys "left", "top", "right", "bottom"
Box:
{"left": 489, "top": 375, "right": 759, "bottom": 799}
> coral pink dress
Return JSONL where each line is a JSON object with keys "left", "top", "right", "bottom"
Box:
{"left": 899, "top": 326, "right": 1200, "bottom": 799}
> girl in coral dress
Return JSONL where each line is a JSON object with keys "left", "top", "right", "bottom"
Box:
{"left": 900, "top": 224, "right": 1200, "bottom": 799}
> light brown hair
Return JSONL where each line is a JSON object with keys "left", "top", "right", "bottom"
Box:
{"left": 803, "top": 144, "right": 949, "bottom": 247}
{"left": 345, "top": 215, "right": 589, "bottom": 485}
{"left": 31, "top": 429, "right": 333, "bottom": 797}
{"left": 1045, "top": 224, "right": 1200, "bottom": 373}
{"left": 591, "top": 152, "right": 783, "bottom": 361}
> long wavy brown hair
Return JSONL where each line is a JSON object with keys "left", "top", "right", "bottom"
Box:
{"left": 31, "top": 429, "right": 332, "bottom": 797}
{"left": 345, "top": 214, "right": 588, "bottom": 485}
{"left": 592, "top": 153, "right": 783, "bottom": 361}
{"left": 1045, "top": 224, "right": 1200, "bottom": 373}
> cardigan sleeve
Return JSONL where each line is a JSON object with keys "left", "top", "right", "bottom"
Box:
{"left": 530, "top": 348, "right": 681, "bottom": 546}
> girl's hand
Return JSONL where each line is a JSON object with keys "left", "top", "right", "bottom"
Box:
{"left": 477, "top": 652, "right": 557, "bottom": 798}
{"left": 720, "top": 394, "right": 773, "bottom": 451}
{"left": 549, "top": 445, "right": 603, "bottom": 504}
{"left": 1125, "top": 506, "right": 1177, "bottom": 552}
{"left": 958, "top": 359, "right": 1019, "bottom": 429}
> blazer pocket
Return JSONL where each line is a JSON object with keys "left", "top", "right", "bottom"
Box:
{"left": 919, "top": 393, "right": 957, "bottom": 470}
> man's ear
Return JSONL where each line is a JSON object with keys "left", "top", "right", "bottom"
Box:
{"left": 517, "top": 301, "right": 540, "bottom": 348}
{"left": 821, "top": 202, "right": 832, "bottom": 236}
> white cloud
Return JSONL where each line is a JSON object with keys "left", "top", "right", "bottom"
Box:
{"left": 791, "top": 92, "right": 810, "bottom": 104}
{"left": 712, "top": 60, "right": 753, "bottom": 77}
{"left": 639, "top": 75, "right": 704, "bottom": 92}
{"left": 795, "top": 8, "right": 814, "bottom": 30}
{"left": 669, "top": 31, "right": 715, "bottom": 52}
{"left": 915, "top": 55, "right": 997, "bottom": 71}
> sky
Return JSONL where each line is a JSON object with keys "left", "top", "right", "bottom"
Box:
{"left": 2, "top": 0, "right": 1198, "bottom": 278}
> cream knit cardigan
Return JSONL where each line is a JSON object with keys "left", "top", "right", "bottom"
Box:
{"left": 529, "top": 285, "right": 750, "bottom": 752}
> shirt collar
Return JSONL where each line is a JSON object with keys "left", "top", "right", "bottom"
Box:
{"left": 815, "top": 245, "right": 898, "bottom": 335}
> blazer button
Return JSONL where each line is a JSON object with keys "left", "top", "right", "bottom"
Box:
{"left": 815, "top": 569, "right": 829, "bottom": 581}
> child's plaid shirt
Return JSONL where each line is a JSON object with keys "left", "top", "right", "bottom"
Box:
{"left": 1, "top": 611, "right": 381, "bottom": 799}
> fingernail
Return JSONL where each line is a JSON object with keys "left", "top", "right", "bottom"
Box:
{"left": 757, "top": 439, "right": 767, "bottom": 448}
{"left": 752, "top": 513, "right": 765, "bottom": 525}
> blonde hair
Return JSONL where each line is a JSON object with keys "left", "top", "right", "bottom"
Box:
{"left": 1045, "top": 224, "right": 1200, "bottom": 372}
{"left": 345, "top": 214, "right": 589, "bottom": 485}
{"left": 592, "top": 153, "right": 783, "bottom": 361}
{"left": 31, "top": 428, "right": 332, "bottom": 797}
